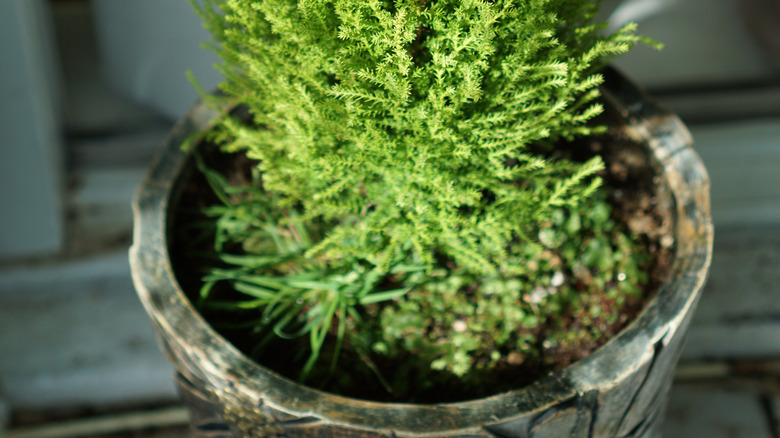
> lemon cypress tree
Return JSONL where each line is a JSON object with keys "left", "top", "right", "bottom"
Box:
{"left": 190, "top": 0, "right": 656, "bottom": 392}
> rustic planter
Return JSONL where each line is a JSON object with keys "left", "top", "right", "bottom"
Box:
{"left": 130, "top": 68, "right": 713, "bottom": 438}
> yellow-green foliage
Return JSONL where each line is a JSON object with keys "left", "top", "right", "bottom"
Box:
{"left": 194, "top": 0, "right": 644, "bottom": 274}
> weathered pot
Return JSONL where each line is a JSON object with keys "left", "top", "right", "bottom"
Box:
{"left": 130, "top": 68, "right": 713, "bottom": 437}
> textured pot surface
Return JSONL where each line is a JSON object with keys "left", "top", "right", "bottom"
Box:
{"left": 130, "top": 69, "right": 713, "bottom": 438}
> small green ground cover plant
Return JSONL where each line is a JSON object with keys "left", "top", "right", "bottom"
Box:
{"left": 182, "top": 0, "right": 662, "bottom": 401}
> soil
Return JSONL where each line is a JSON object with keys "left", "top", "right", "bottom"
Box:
{"left": 168, "top": 103, "right": 676, "bottom": 404}
{"left": 538, "top": 120, "right": 675, "bottom": 370}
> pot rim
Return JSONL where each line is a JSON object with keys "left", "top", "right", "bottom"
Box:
{"left": 129, "top": 67, "right": 713, "bottom": 433}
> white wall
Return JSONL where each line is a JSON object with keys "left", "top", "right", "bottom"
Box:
{"left": 0, "top": 0, "right": 65, "bottom": 259}
{"left": 92, "top": 0, "right": 222, "bottom": 120}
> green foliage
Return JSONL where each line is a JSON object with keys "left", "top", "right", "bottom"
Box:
{"left": 192, "top": 153, "right": 426, "bottom": 380}
{"left": 193, "top": 0, "right": 647, "bottom": 273}
{"left": 187, "top": 0, "right": 657, "bottom": 389}
{"left": 372, "top": 190, "right": 649, "bottom": 380}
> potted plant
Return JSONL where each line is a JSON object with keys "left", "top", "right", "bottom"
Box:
{"left": 130, "top": 0, "right": 712, "bottom": 436}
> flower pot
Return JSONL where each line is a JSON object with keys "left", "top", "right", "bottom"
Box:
{"left": 130, "top": 68, "right": 712, "bottom": 438}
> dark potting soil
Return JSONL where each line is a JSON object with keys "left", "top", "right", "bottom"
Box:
{"left": 168, "top": 107, "right": 675, "bottom": 404}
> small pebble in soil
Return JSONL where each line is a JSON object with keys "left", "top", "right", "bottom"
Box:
{"left": 452, "top": 320, "right": 468, "bottom": 333}
{"left": 507, "top": 351, "right": 525, "bottom": 365}
{"left": 551, "top": 271, "right": 565, "bottom": 287}
{"left": 525, "top": 286, "right": 548, "bottom": 304}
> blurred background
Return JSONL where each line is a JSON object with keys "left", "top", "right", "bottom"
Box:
{"left": 1, "top": 0, "right": 779, "bottom": 436}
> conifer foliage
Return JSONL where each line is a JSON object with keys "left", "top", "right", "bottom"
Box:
{"left": 195, "top": 0, "right": 643, "bottom": 273}
{"left": 189, "top": 0, "right": 654, "bottom": 391}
